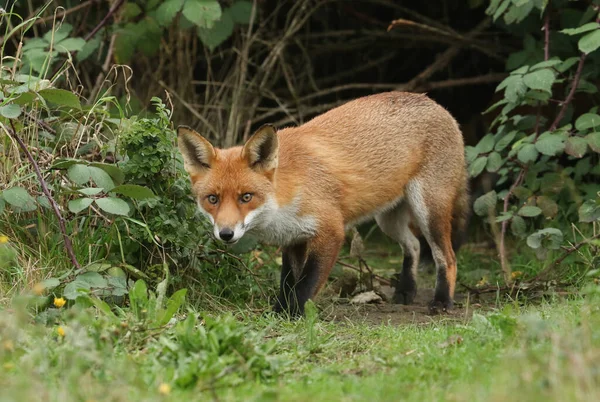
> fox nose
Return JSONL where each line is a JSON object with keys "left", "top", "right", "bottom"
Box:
{"left": 219, "top": 228, "right": 234, "bottom": 242}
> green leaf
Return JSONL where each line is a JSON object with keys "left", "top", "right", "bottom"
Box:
{"left": 77, "top": 35, "right": 101, "bottom": 62}
{"left": 486, "top": 152, "right": 503, "bottom": 172}
{"left": 68, "top": 197, "right": 94, "bottom": 213}
{"left": 518, "top": 205, "right": 542, "bottom": 217}
{"left": 530, "top": 59, "right": 562, "bottom": 70}
{"left": 36, "top": 196, "right": 52, "bottom": 209}
{"left": 476, "top": 134, "right": 495, "bottom": 153}
{"left": 579, "top": 200, "right": 600, "bottom": 223}
{"left": 156, "top": 288, "right": 187, "bottom": 326}
{"left": 517, "top": 144, "right": 539, "bottom": 163}
{"left": 183, "top": 0, "right": 222, "bottom": 29}
{"left": 494, "top": 130, "right": 516, "bottom": 152}
{"left": 130, "top": 280, "right": 148, "bottom": 319}
{"left": 535, "top": 133, "right": 565, "bottom": 156}
{"left": 43, "top": 23, "right": 72, "bottom": 44}
{"left": 504, "top": 75, "right": 527, "bottom": 103}
{"left": 55, "top": 37, "right": 86, "bottom": 53}
{"left": 110, "top": 184, "right": 156, "bottom": 200}
{"left": 578, "top": 29, "right": 600, "bottom": 54}
{"left": 586, "top": 132, "right": 600, "bottom": 152}
{"left": 0, "top": 104, "right": 22, "bottom": 119}
{"left": 526, "top": 228, "right": 563, "bottom": 250}
{"left": 95, "top": 197, "right": 130, "bottom": 216}
{"left": 89, "top": 163, "right": 125, "bottom": 185}
{"left": 469, "top": 156, "right": 488, "bottom": 177}
{"left": 2, "top": 187, "right": 37, "bottom": 211}
{"left": 510, "top": 216, "right": 527, "bottom": 237}
{"left": 575, "top": 113, "right": 600, "bottom": 131}
{"left": 465, "top": 146, "right": 478, "bottom": 164}
{"left": 77, "top": 272, "right": 108, "bottom": 289}
{"left": 156, "top": 0, "right": 185, "bottom": 26}
{"left": 198, "top": 8, "right": 234, "bottom": 50}
{"left": 64, "top": 280, "right": 90, "bottom": 300}
{"left": 556, "top": 57, "right": 580, "bottom": 73}
{"left": 89, "top": 166, "right": 115, "bottom": 191}
{"left": 78, "top": 188, "right": 104, "bottom": 196}
{"left": 565, "top": 136, "right": 588, "bottom": 158}
{"left": 229, "top": 1, "right": 253, "bottom": 24}
{"left": 522, "top": 69, "right": 555, "bottom": 93}
{"left": 473, "top": 190, "right": 497, "bottom": 217}
{"left": 67, "top": 164, "right": 91, "bottom": 185}
{"left": 42, "top": 278, "right": 60, "bottom": 290}
{"left": 536, "top": 196, "right": 558, "bottom": 219}
{"left": 495, "top": 212, "right": 514, "bottom": 223}
{"left": 38, "top": 89, "right": 81, "bottom": 110}
{"left": 560, "top": 22, "right": 600, "bottom": 36}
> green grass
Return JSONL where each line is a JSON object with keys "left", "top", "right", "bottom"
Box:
{"left": 2, "top": 291, "right": 600, "bottom": 402}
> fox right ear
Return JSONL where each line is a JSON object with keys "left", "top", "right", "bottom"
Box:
{"left": 177, "top": 126, "right": 215, "bottom": 174}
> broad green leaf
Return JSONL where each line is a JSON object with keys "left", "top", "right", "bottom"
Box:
{"left": 469, "top": 156, "right": 488, "bottom": 177}
{"left": 494, "top": 130, "right": 516, "bottom": 151}
{"left": 77, "top": 35, "right": 101, "bottom": 62}
{"left": 522, "top": 69, "right": 555, "bottom": 93}
{"left": 130, "top": 280, "right": 148, "bottom": 319}
{"left": 518, "top": 205, "right": 542, "bottom": 217}
{"left": 465, "top": 146, "right": 478, "bottom": 164}
{"left": 38, "top": 88, "right": 81, "bottom": 110}
{"left": 56, "top": 37, "right": 86, "bottom": 53}
{"left": 89, "top": 166, "right": 115, "bottom": 191}
{"left": 476, "top": 134, "right": 495, "bottom": 153}
{"left": 530, "top": 59, "right": 562, "bottom": 70}
{"left": 156, "top": 0, "right": 185, "bottom": 26}
{"left": 486, "top": 151, "right": 503, "bottom": 172}
{"left": 2, "top": 187, "right": 37, "bottom": 211}
{"left": 473, "top": 190, "right": 497, "bottom": 217}
{"left": 526, "top": 228, "right": 563, "bottom": 250}
{"left": 89, "top": 163, "right": 125, "bottom": 185}
{"left": 229, "top": 0, "right": 253, "bottom": 24}
{"left": 67, "top": 164, "right": 91, "bottom": 185}
{"left": 64, "top": 279, "right": 90, "bottom": 300}
{"left": 565, "top": 136, "right": 588, "bottom": 158}
{"left": 156, "top": 288, "right": 187, "bottom": 326}
{"left": 575, "top": 113, "right": 600, "bottom": 131}
{"left": 42, "top": 278, "right": 60, "bottom": 290}
{"left": 495, "top": 212, "right": 513, "bottom": 223}
{"left": 183, "top": 0, "right": 222, "bottom": 29}
{"left": 0, "top": 103, "right": 22, "bottom": 119}
{"left": 556, "top": 57, "right": 580, "bottom": 73}
{"left": 198, "top": 8, "right": 234, "bottom": 50}
{"left": 535, "top": 134, "right": 565, "bottom": 156}
{"left": 517, "top": 144, "right": 538, "bottom": 163}
{"left": 505, "top": 75, "right": 527, "bottom": 103}
{"left": 578, "top": 29, "right": 600, "bottom": 54}
{"left": 110, "top": 184, "right": 155, "bottom": 200}
{"left": 43, "top": 23, "right": 73, "bottom": 43}
{"left": 78, "top": 188, "right": 104, "bottom": 196}
{"left": 586, "top": 132, "right": 600, "bottom": 152}
{"left": 511, "top": 216, "right": 527, "bottom": 237}
{"left": 579, "top": 200, "right": 600, "bottom": 222}
{"left": 23, "top": 37, "right": 48, "bottom": 51}
{"left": 536, "top": 196, "right": 558, "bottom": 219}
{"left": 77, "top": 272, "right": 108, "bottom": 288}
{"left": 36, "top": 196, "right": 52, "bottom": 209}
{"left": 95, "top": 197, "right": 130, "bottom": 216}
{"left": 68, "top": 197, "right": 94, "bottom": 213}
{"left": 560, "top": 22, "right": 600, "bottom": 36}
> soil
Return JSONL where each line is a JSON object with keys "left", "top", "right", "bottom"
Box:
{"left": 319, "top": 286, "right": 495, "bottom": 326}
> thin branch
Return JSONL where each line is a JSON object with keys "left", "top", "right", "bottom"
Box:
{"left": 549, "top": 53, "right": 587, "bottom": 131}
{"left": 534, "top": 232, "right": 600, "bottom": 281}
{"left": 6, "top": 122, "right": 81, "bottom": 270}
{"left": 336, "top": 260, "right": 391, "bottom": 286}
{"left": 84, "top": 0, "right": 125, "bottom": 41}
{"left": 33, "top": 0, "right": 100, "bottom": 26}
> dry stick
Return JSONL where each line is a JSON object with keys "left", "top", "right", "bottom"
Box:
{"left": 535, "top": 232, "right": 600, "bottom": 280}
{"left": 7, "top": 122, "right": 81, "bottom": 270}
{"left": 336, "top": 260, "right": 391, "bottom": 286}
{"left": 33, "top": 0, "right": 100, "bottom": 26}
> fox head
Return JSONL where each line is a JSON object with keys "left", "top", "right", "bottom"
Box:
{"left": 177, "top": 125, "right": 279, "bottom": 244}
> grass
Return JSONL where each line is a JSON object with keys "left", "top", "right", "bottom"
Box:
{"left": 2, "top": 284, "right": 600, "bottom": 402}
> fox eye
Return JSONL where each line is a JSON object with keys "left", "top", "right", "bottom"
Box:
{"left": 240, "top": 193, "right": 253, "bottom": 203}
{"left": 207, "top": 195, "right": 219, "bottom": 205}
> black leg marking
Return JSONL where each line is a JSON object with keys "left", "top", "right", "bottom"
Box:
{"left": 429, "top": 268, "right": 452, "bottom": 314}
{"left": 393, "top": 253, "right": 417, "bottom": 305}
{"left": 273, "top": 243, "right": 316, "bottom": 317}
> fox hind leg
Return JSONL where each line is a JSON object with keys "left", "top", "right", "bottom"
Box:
{"left": 406, "top": 180, "right": 457, "bottom": 312}
{"left": 376, "top": 203, "right": 420, "bottom": 305}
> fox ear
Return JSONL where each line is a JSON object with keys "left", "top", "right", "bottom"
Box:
{"left": 242, "top": 124, "right": 279, "bottom": 171}
{"left": 177, "top": 126, "right": 215, "bottom": 174}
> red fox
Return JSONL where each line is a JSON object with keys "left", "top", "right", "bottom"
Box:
{"left": 178, "top": 92, "right": 469, "bottom": 316}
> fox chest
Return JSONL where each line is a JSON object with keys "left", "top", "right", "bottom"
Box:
{"left": 247, "top": 199, "right": 318, "bottom": 246}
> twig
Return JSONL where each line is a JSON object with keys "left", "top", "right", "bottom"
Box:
{"left": 6, "top": 121, "right": 81, "bottom": 270}
{"left": 549, "top": 53, "right": 587, "bottom": 131}
{"left": 498, "top": 169, "right": 525, "bottom": 283}
{"left": 336, "top": 260, "right": 391, "bottom": 286}
{"left": 33, "top": 0, "right": 100, "bottom": 26}
{"left": 83, "top": 0, "right": 125, "bottom": 41}
{"left": 534, "top": 232, "right": 600, "bottom": 280}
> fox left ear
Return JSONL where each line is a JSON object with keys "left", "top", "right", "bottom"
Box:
{"left": 242, "top": 124, "right": 279, "bottom": 172}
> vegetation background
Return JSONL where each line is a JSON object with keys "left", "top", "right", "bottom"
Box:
{"left": 1, "top": 0, "right": 600, "bottom": 401}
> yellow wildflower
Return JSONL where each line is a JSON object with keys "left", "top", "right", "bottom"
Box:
{"left": 158, "top": 383, "right": 171, "bottom": 395}
{"left": 511, "top": 271, "right": 523, "bottom": 280}
{"left": 2, "top": 340, "right": 14, "bottom": 351}
{"left": 57, "top": 326, "right": 66, "bottom": 337}
{"left": 0, "top": 235, "right": 8, "bottom": 244}
{"left": 53, "top": 297, "right": 66, "bottom": 308}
